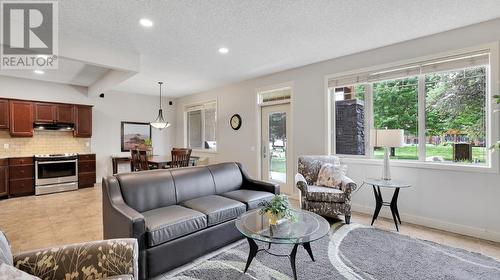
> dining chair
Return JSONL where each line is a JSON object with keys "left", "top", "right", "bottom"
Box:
{"left": 170, "top": 148, "right": 192, "bottom": 168}
{"left": 130, "top": 149, "right": 150, "bottom": 171}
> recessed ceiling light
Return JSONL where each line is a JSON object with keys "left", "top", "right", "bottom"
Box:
{"left": 33, "top": 70, "right": 45, "bottom": 75}
{"left": 218, "top": 47, "right": 229, "bottom": 54}
{"left": 139, "top": 18, "right": 154, "bottom": 27}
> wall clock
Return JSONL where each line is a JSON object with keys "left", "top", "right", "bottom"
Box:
{"left": 230, "top": 114, "right": 242, "bottom": 130}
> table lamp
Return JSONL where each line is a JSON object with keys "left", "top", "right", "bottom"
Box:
{"left": 375, "top": 129, "right": 404, "bottom": 181}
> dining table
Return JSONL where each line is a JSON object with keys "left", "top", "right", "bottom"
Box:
{"left": 147, "top": 155, "right": 200, "bottom": 169}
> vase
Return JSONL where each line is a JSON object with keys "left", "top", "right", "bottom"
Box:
{"left": 266, "top": 211, "right": 283, "bottom": 225}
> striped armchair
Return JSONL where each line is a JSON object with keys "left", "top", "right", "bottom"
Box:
{"left": 295, "top": 155, "right": 357, "bottom": 224}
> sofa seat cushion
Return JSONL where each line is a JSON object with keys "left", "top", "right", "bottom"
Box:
{"left": 143, "top": 205, "right": 207, "bottom": 247}
{"left": 181, "top": 195, "right": 246, "bottom": 226}
{"left": 221, "top": 189, "right": 275, "bottom": 210}
{"left": 306, "top": 185, "right": 346, "bottom": 203}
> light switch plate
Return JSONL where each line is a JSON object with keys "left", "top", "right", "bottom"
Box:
{"left": 85, "top": 142, "right": 90, "bottom": 147}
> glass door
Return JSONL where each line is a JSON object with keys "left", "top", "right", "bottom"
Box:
{"left": 261, "top": 104, "right": 291, "bottom": 194}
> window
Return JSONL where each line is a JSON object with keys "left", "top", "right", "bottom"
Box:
{"left": 328, "top": 51, "right": 490, "bottom": 166}
{"left": 185, "top": 101, "right": 217, "bottom": 150}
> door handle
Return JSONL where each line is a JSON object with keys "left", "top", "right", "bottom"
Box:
{"left": 262, "top": 144, "right": 267, "bottom": 159}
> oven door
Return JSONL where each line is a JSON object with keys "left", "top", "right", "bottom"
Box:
{"left": 35, "top": 159, "right": 78, "bottom": 186}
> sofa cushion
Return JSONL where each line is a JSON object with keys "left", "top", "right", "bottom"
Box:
{"left": 221, "top": 190, "right": 275, "bottom": 210}
{"left": 143, "top": 205, "right": 207, "bottom": 247}
{"left": 0, "top": 263, "right": 40, "bottom": 280}
{"left": 0, "top": 231, "right": 12, "bottom": 266}
{"left": 208, "top": 163, "right": 243, "bottom": 194}
{"left": 116, "top": 170, "right": 177, "bottom": 212}
{"left": 181, "top": 195, "right": 246, "bottom": 226}
{"left": 306, "top": 185, "right": 346, "bottom": 203}
{"left": 171, "top": 167, "right": 216, "bottom": 203}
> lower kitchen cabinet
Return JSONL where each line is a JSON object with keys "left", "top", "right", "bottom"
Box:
{"left": 78, "top": 154, "right": 96, "bottom": 188}
{"left": 0, "top": 159, "right": 8, "bottom": 197}
{"left": 8, "top": 157, "right": 34, "bottom": 197}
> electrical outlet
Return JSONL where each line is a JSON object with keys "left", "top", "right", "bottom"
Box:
{"left": 3, "top": 143, "right": 9, "bottom": 149}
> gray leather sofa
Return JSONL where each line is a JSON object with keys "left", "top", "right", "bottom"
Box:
{"left": 102, "top": 162, "right": 279, "bottom": 279}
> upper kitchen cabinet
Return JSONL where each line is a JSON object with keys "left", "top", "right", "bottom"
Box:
{"left": 0, "top": 99, "right": 9, "bottom": 129}
{"left": 34, "top": 102, "right": 55, "bottom": 123}
{"left": 9, "top": 100, "right": 33, "bottom": 137}
{"left": 56, "top": 104, "right": 74, "bottom": 123}
{"left": 34, "top": 103, "right": 75, "bottom": 124}
{"left": 74, "top": 105, "right": 92, "bottom": 137}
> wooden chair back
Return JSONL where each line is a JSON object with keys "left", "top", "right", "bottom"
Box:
{"left": 170, "top": 148, "right": 192, "bottom": 168}
{"left": 131, "top": 149, "right": 149, "bottom": 171}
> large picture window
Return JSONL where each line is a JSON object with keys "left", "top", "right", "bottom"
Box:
{"left": 328, "top": 51, "right": 490, "bottom": 166}
{"left": 185, "top": 101, "right": 217, "bottom": 151}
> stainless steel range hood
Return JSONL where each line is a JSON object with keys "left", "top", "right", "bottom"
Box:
{"left": 33, "top": 122, "right": 75, "bottom": 131}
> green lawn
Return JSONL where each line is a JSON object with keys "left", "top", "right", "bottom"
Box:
{"left": 374, "top": 144, "right": 486, "bottom": 163}
{"left": 270, "top": 156, "right": 287, "bottom": 173}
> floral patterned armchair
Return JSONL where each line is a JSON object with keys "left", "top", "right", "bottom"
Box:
{"left": 295, "top": 155, "right": 357, "bottom": 224}
{"left": 0, "top": 230, "right": 138, "bottom": 280}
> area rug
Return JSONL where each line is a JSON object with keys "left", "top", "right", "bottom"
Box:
{"left": 166, "top": 223, "right": 500, "bottom": 279}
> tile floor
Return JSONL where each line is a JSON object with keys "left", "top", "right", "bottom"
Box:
{"left": 0, "top": 184, "right": 499, "bottom": 261}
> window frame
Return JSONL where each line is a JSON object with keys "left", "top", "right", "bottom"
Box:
{"left": 325, "top": 44, "right": 499, "bottom": 173}
{"left": 184, "top": 100, "right": 218, "bottom": 153}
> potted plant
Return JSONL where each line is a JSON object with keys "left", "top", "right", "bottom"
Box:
{"left": 144, "top": 138, "right": 153, "bottom": 156}
{"left": 259, "top": 195, "right": 296, "bottom": 225}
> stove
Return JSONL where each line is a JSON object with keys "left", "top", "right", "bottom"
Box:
{"left": 34, "top": 153, "right": 79, "bottom": 195}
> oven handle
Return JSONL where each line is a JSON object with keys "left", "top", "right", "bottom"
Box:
{"left": 36, "top": 160, "right": 77, "bottom": 164}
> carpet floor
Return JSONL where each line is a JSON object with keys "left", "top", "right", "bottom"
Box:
{"left": 166, "top": 223, "right": 500, "bottom": 280}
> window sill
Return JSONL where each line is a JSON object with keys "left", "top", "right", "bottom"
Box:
{"left": 337, "top": 156, "right": 499, "bottom": 174}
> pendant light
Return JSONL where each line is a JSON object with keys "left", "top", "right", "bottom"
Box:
{"left": 150, "top": 81, "right": 171, "bottom": 129}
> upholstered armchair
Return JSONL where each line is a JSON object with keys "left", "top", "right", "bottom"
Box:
{"left": 0, "top": 230, "right": 139, "bottom": 280}
{"left": 295, "top": 155, "right": 357, "bottom": 224}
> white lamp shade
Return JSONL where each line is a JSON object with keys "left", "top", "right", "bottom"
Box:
{"left": 375, "top": 129, "right": 405, "bottom": 147}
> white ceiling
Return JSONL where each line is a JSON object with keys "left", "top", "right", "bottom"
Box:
{"left": 27, "top": 1, "right": 500, "bottom": 96}
{"left": 0, "top": 58, "right": 109, "bottom": 87}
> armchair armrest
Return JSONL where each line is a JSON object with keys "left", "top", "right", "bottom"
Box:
{"left": 236, "top": 162, "right": 280, "bottom": 194}
{"left": 102, "top": 176, "right": 145, "bottom": 240}
{"left": 295, "top": 173, "right": 309, "bottom": 196}
{"left": 340, "top": 176, "right": 357, "bottom": 195}
{"left": 14, "top": 238, "right": 138, "bottom": 280}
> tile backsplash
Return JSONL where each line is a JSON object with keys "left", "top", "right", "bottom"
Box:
{"left": 0, "top": 130, "right": 91, "bottom": 158}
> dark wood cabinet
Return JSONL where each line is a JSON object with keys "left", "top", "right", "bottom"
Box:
{"left": 56, "top": 104, "right": 74, "bottom": 123}
{"left": 0, "top": 159, "right": 8, "bottom": 197}
{"left": 34, "top": 102, "right": 56, "bottom": 123}
{"left": 8, "top": 157, "right": 34, "bottom": 197}
{"left": 78, "top": 154, "right": 95, "bottom": 188}
{"left": 74, "top": 105, "right": 92, "bottom": 137}
{"left": 9, "top": 100, "right": 33, "bottom": 137}
{"left": 0, "top": 99, "right": 9, "bottom": 129}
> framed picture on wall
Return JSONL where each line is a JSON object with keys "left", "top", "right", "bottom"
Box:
{"left": 121, "top": 122, "right": 152, "bottom": 152}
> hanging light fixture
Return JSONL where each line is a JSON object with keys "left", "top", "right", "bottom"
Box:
{"left": 150, "top": 81, "right": 171, "bottom": 130}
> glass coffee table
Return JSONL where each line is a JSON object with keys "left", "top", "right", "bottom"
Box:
{"left": 235, "top": 208, "right": 330, "bottom": 280}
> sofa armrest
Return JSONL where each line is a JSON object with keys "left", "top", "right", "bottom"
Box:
{"left": 340, "top": 176, "right": 357, "bottom": 195}
{"left": 236, "top": 162, "right": 280, "bottom": 194}
{"left": 102, "top": 176, "right": 145, "bottom": 240}
{"left": 14, "top": 238, "right": 138, "bottom": 280}
{"left": 295, "top": 173, "right": 309, "bottom": 196}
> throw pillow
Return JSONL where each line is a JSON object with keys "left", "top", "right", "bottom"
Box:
{"left": 0, "top": 263, "right": 40, "bottom": 280}
{"left": 315, "top": 163, "right": 347, "bottom": 188}
{"left": 0, "top": 232, "right": 12, "bottom": 266}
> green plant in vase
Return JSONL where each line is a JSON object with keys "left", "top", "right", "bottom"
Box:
{"left": 144, "top": 138, "right": 153, "bottom": 156}
{"left": 259, "top": 195, "right": 297, "bottom": 225}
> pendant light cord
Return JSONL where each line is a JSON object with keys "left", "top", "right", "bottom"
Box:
{"left": 158, "top": 81, "right": 163, "bottom": 109}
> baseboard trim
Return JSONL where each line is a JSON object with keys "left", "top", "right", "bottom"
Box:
{"left": 351, "top": 203, "right": 500, "bottom": 243}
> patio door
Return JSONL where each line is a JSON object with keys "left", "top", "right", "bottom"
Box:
{"left": 261, "top": 104, "right": 292, "bottom": 194}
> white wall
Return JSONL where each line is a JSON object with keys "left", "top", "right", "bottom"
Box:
{"left": 175, "top": 18, "right": 500, "bottom": 241}
{"left": 0, "top": 75, "right": 176, "bottom": 180}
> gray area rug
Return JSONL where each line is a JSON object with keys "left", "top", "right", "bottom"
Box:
{"left": 166, "top": 224, "right": 500, "bottom": 279}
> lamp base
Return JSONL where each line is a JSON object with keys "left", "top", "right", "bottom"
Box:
{"left": 382, "top": 146, "right": 391, "bottom": 181}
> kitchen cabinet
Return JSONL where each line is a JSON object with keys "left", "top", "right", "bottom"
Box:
{"left": 8, "top": 157, "right": 34, "bottom": 197}
{"left": 78, "top": 154, "right": 95, "bottom": 188}
{"left": 0, "top": 99, "right": 9, "bottom": 129}
{"left": 34, "top": 102, "right": 55, "bottom": 123}
{"left": 74, "top": 105, "right": 92, "bottom": 137}
{"left": 0, "top": 159, "right": 8, "bottom": 197}
{"left": 9, "top": 100, "right": 33, "bottom": 137}
{"left": 56, "top": 104, "right": 74, "bottom": 123}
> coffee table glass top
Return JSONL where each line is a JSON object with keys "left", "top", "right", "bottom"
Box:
{"left": 236, "top": 208, "right": 330, "bottom": 244}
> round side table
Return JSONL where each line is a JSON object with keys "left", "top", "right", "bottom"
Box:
{"left": 363, "top": 178, "right": 411, "bottom": 231}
